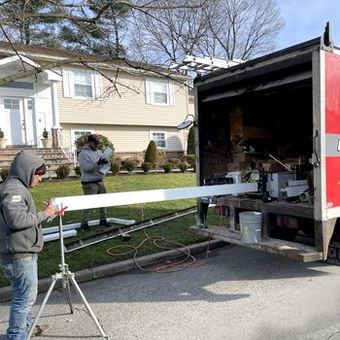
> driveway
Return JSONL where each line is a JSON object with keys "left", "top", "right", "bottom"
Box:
{"left": 1, "top": 245, "right": 340, "bottom": 340}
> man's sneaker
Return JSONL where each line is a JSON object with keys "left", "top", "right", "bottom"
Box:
{"left": 100, "top": 219, "right": 112, "bottom": 228}
{"left": 80, "top": 222, "right": 90, "bottom": 232}
{"left": 31, "top": 324, "right": 49, "bottom": 337}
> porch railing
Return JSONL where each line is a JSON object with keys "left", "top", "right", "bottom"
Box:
{"left": 56, "top": 129, "right": 77, "bottom": 165}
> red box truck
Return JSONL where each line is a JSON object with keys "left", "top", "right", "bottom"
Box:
{"left": 193, "top": 25, "right": 340, "bottom": 263}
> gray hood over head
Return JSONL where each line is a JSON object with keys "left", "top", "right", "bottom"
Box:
{"left": 8, "top": 151, "right": 45, "bottom": 187}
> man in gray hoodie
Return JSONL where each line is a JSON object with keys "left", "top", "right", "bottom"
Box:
{"left": 0, "top": 151, "right": 55, "bottom": 340}
{"left": 78, "top": 134, "right": 111, "bottom": 231}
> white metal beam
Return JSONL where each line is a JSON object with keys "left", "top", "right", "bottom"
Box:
{"left": 52, "top": 183, "right": 257, "bottom": 212}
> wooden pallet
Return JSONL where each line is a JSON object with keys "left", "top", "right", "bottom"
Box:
{"left": 192, "top": 225, "right": 323, "bottom": 262}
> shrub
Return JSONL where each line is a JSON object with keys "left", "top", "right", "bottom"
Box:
{"left": 184, "top": 154, "right": 196, "bottom": 167}
{"left": 55, "top": 164, "right": 70, "bottom": 179}
{"left": 168, "top": 158, "right": 181, "bottom": 167}
{"left": 157, "top": 149, "right": 167, "bottom": 167}
{"left": 0, "top": 168, "right": 9, "bottom": 181}
{"left": 141, "top": 162, "right": 152, "bottom": 173}
{"left": 187, "top": 126, "right": 195, "bottom": 155}
{"left": 163, "top": 162, "right": 173, "bottom": 173}
{"left": 114, "top": 157, "right": 122, "bottom": 166}
{"left": 111, "top": 161, "right": 120, "bottom": 175}
{"left": 132, "top": 156, "right": 143, "bottom": 167}
{"left": 179, "top": 162, "right": 188, "bottom": 173}
{"left": 0, "top": 129, "right": 4, "bottom": 139}
{"left": 123, "top": 159, "right": 135, "bottom": 173}
{"left": 144, "top": 141, "right": 158, "bottom": 165}
{"left": 74, "top": 165, "right": 81, "bottom": 176}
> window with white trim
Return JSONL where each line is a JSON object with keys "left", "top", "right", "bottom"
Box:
{"left": 145, "top": 78, "right": 175, "bottom": 106}
{"left": 62, "top": 69, "right": 102, "bottom": 99}
{"left": 4, "top": 98, "right": 20, "bottom": 110}
{"left": 71, "top": 129, "right": 94, "bottom": 151}
{"left": 151, "top": 131, "right": 166, "bottom": 148}
{"left": 74, "top": 71, "right": 92, "bottom": 97}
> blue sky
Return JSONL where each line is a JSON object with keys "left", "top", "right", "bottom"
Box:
{"left": 276, "top": 0, "right": 340, "bottom": 50}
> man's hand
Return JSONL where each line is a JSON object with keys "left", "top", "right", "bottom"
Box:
{"left": 97, "top": 158, "right": 109, "bottom": 166}
{"left": 45, "top": 202, "right": 56, "bottom": 217}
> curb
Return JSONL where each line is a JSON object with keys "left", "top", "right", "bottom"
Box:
{"left": 0, "top": 240, "right": 228, "bottom": 302}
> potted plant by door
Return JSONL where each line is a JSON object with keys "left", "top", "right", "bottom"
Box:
{"left": 41, "top": 128, "right": 52, "bottom": 148}
{"left": 0, "top": 128, "right": 7, "bottom": 148}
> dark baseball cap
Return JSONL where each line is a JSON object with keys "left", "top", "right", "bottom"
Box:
{"left": 88, "top": 134, "right": 101, "bottom": 145}
{"left": 34, "top": 164, "right": 46, "bottom": 176}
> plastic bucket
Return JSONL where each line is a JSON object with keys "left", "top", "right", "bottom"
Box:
{"left": 239, "top": 211, "right": 262, "bottom": 244}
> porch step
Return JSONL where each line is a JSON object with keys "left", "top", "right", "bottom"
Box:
{"left": 0, "top": 147, "right": 75, "bottom": 178}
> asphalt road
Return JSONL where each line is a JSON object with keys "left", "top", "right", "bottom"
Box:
{"left": 2, "top": 245, "right": 340, "bottom": 340}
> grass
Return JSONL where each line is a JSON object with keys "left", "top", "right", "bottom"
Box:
{"left": 0, "top": 172, "right": 221, "bottom": 287}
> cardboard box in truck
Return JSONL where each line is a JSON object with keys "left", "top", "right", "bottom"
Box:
{"left": 192, "top": 26, "right": 340, "bottom": 263}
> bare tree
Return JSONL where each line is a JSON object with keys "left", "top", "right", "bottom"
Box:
{"left": 128, "top": 0, "right": 210, "bottom": 65}
{"left": 0, "top": 0, "right": 282, "bottom": 88}
{"left": 201, "top": 0, "right": 285, "bottom": 60}
{"left": 127, "top": 0, "right": 284, "bottom": 64}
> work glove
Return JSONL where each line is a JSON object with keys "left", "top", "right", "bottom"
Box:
{"left": 97, "top": 158, "right": 109, "bottom": 166}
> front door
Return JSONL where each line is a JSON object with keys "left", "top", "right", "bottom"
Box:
{"left": 24, "top": 98, "right": 35, "bottom": 145}
{"left": 2, "top": 97, "right": 35, "bottom": 145}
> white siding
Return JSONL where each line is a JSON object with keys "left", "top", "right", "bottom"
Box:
{"left": 57, "top": 71, "right": 190, "bottom": 128}
{"left": 62, "top": 124, "right": 185, "bottom": 153}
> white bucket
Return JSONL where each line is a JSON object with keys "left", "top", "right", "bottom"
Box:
{"left": 239, "top": 211, "right": 262, "bottom": 244}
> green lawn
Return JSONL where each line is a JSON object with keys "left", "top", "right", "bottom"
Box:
{"left": 0, "top": 173, "right": 221, "bottom": 287}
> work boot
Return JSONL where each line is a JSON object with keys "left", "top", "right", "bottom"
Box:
{"left": 31, "top": 324, "right": 49, "bottom": 337}
{"left": 80, "top": 222, "right": 90, "bottom": 232}
{"left": 100, "top": 219, "right": 112, "bottom": 228}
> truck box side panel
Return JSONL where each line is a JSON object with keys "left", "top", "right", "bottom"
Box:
{"left": 325, "top": 51, "right": 340, "bottom": 209}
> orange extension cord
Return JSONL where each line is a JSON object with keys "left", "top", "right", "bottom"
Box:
{"left": 106, "top": 204, "right": 217, "bottom": 273}
{"left": 106, "top": 228, "right": 215, "bottom": 273}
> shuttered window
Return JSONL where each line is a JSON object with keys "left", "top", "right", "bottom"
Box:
{"left": 74, "top": 71, "right": 92, "bottom": 97}
{"left": 62, "top": 68, "right": 102, "bottom": 99}
{"left": 145, "top": 78, "right": 175, "bottom": 106}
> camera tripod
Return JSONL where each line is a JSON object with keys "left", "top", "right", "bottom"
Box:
{"left": 27, "top": 212, "right": 108, "bottom": 339}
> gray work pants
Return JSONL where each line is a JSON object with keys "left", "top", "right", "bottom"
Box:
{"left": 81, "top": 181, "right": 107, "bottom": 224}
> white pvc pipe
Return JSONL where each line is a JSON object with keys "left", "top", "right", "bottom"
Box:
{"left": 51, "top": 183, "right": 257, "bottom": 212}
{"left": 42, "top": 217, "right": 135, "bottom": 235}
{"left": 43, "top": 229, "right": 77, "bottom": 242}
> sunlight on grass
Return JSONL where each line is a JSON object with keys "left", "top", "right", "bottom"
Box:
{"left": 0, "top": 173, "right": 220, "bottom": 287}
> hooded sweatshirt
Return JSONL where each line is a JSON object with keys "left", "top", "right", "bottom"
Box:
{"left": 0, "top": 151, "right": 49, "bottom": 260}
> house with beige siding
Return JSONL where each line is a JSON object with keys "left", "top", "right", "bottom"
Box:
{"left": 0, "top": 42, "right": 193, "bottom": 161}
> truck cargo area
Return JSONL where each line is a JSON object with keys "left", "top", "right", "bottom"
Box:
{"left": 193, "top": 37, "right": 335, "bottom": 261}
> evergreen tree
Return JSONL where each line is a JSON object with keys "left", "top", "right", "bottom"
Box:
{"left": 144, "top": 141, "right": 158, "bottom": 165}
{"left": 187, "top": 126, "right": 195, "bottom": 155}
{"left": 0, "top": 0, "right": 63, "bottom": 46}
{"left": 60, "top": 0, "right": 129, "bottom": 56}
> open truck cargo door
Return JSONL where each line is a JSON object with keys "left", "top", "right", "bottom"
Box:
{"left": 317, "top": 50, "right": 340, "bottom": 220}
{"left": 312, "top": 48, "right": 340, "bottom": 262}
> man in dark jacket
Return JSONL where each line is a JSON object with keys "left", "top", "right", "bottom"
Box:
{"left": 78, "top": 134, "right": 111, "bottom": 231}
{"left": 0, "top": 151, "right": 55, "bottom": 340}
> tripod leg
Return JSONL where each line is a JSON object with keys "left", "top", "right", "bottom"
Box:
{"left": 27, "top": 275, "right": 58, "bottom": 339}
{"left": 69, "top": 275, "right": 108, "bottom": 338}
{"left": 64, "top": 276, "right": 74, "bottom": 314}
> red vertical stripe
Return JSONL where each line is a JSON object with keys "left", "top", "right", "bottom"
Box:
{"left": 326, "top": 157, "right": 340, "bottom": 207}
{"left": 325, "top": 52, "right": 340, "bottom": 207}
{"left": 326, "top": 52, "right": 340, "bottom": 134}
